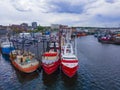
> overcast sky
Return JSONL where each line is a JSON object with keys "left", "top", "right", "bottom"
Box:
{"left": 0, "top": 0, "right": 120, "bottom": 27}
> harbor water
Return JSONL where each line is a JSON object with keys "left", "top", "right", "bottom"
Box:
{"left": 1, "top": 35, "right": 120, "bottom": 90}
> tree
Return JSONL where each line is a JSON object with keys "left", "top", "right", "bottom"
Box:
{"left": 37, "top": 26, "right": 45, "bottom": 33}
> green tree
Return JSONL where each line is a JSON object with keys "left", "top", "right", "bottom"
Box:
{"left": 37, "top": 26, "right": 45, "bottom": 33}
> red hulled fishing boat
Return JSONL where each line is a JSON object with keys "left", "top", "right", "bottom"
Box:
{"left": 61, "top": 43, "right": 78, "bottom": 77}
{"left": 42, "top": 42, "right": 60, "bottom": 74}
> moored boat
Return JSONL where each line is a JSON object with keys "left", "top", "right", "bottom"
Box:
{"left": 9, "top": 50, "right": 39, "bottom": 73}
{"left": 61, "top": 43, "right": 78, "bottom": 77}
{"left": 42, "top": 42, "right": 60, "bottom": 74}
{"left": 113, "top": 34, "right": 120, "bottom": 44}
{"left": 97, "top": 34, "right": 114, "bottom": 44}
{"left": 76, "top": 32, "right": 86, "bottom": 37}
{"left": 0, "top": 40, "right": 14, "bottom": 55}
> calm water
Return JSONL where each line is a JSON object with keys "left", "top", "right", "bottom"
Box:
{"left": 1, "top": 35, "right": 120, "bottom": 90}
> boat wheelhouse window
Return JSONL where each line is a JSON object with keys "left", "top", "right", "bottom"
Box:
{"left": 67, "top": 49, "right": 71, "bottom": 53}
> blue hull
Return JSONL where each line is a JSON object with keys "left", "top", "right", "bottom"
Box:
{"left": 1, "top": 47, "right": 14, "bottom": 55}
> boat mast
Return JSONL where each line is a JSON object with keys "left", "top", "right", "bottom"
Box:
{"left": 42, "top": 38, "right": 46, "bottom": 53}
{"left": 53, "top": 42, "right": 57, "bottom": 52}
{"left": 46, "top": 41, "right": 50, "bottom": 52}
{"left": 7, "top": 33, "right": 14, "bottom": 56}
{"left": 59, "top": 29, "right": 62, "bottom": 60}
{"left": 22, "top": 33, "right": 25, "bottom": 54}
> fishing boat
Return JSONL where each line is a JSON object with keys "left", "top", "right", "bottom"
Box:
{"left": 0, "top": 39, "right": 14, "bottom": 55}
{"left": 9, "top": 50, "right": 39, "bottom": 73}
{"left": 113, "top": 34, "right": 120, "bottom": 44}
{"left": 61, "top": 43, "right": 78, "bottom": 77}
{"left": 76, "top": 32, "right": 86, "bottom": 37}
{"left": 42, "top": 42, "right": 60, "bottom": 74}
{"left": 98, "top": 34, "right": 114, "bottom": 44}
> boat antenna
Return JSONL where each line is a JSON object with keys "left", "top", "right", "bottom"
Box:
{"left": 59, "top": 29, "right": 62, "bottom": 60}
{"left": 36, "top": 40, "right": 40, "bottom": 60}
{"left": 7, "top": 32, "right": 14, "bottom": 56}
{"left": 54, "top": 41, "right": 57, "bottom": 52}
{"left": 46, "top": 41, "right": 50, "bottom": 52}
{"left": 42, "top": 40, "right": 45, "bottom": 53}
{"left": 22, "top": 33, "right": 25, "bottom": 54}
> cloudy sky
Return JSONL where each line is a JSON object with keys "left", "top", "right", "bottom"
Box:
{"left": 0, "top": 0, "right": 120, "bottom": 27}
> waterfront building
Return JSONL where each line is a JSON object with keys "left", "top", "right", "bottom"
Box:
{"left": 51, "top": 24, "right": 68, "bottom": 30}
{"left": 32, "top": 22, "right": 37, "bottom": 29}
{"left": 20, "top": 23, "right": 29, "bottom": 31}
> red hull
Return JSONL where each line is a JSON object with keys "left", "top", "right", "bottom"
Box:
{"left": 61, "top": 64, "right": 78, "bottom": 77}
{"left": 77, "top": 33, "right": 86, "bottom": 37}
{"left": 61, "top": 59, "right": 78, "bottom": 77}
{"left": 42, "top": 60, "right": 60, "bottom": 74}
{"left": 10, "top": 57, "right": 39, "bottom": 73}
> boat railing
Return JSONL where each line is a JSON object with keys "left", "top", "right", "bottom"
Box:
{"left": 42, "top": 56, "right": 58, "bottom": 64}
{"left": 64, "top": 43, "right": 74, "bottom": 55}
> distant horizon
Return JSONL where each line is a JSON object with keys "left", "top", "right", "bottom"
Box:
{"left": 1, "top": 23, "right": 120, "bottom": 28}
{"left": 0, "top": 0, "right": 120, "bottom": 27}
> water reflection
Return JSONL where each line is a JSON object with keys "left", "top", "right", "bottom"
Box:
{"left": 1, "top": 54, "right": 10, "bottom": 62}
{"left": 61, "top": 72, "right": 82, "bottom": 90}
{"left": 42, "top": 69, "right": 60, "bottom": 87}
{"left": 15, "top": 70, "right": 39, "bottom": 84}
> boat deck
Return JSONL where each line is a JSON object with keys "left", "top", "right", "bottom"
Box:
{"left": 14, "top": 58, "right": 39, "bottom": 68}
